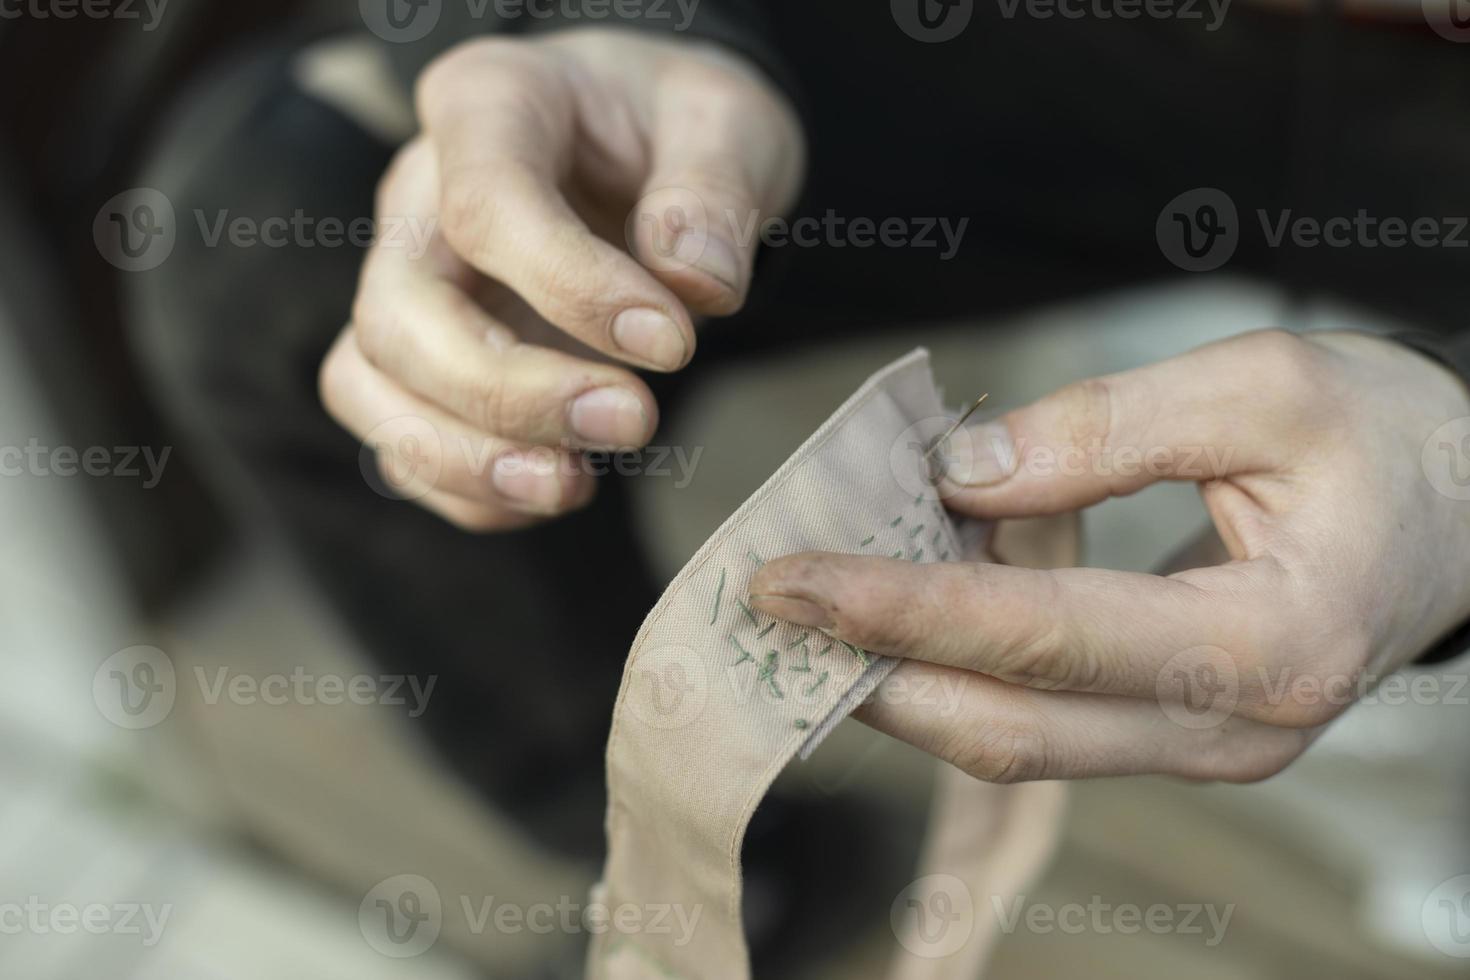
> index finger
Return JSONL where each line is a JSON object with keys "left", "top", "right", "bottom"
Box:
{"left": 417, "top": 43, "right": 695, "bottom": 372}
{"left": 749, "top": 553, "right": 1309, "bottom": 726}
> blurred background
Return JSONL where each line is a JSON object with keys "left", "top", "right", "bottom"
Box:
{"left": 2, "top": 2, "right": 1468, "bottom": 978}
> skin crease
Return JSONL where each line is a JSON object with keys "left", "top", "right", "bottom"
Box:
{"left": 322, "top": 30, "right": 1470, "bottom": 784}
{"left": 751, "top": 329, "right": 1470, "bottom": 783}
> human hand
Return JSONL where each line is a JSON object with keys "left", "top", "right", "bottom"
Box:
{"left": 321, "top": 28, "right": 804, "bottom": 530}
{"left": 750, "top": 330, "right": 1470, "bottom": 782}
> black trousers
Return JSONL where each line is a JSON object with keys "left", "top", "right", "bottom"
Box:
{"left": 125, "top": 6, "right": 1470, "bottom": 857}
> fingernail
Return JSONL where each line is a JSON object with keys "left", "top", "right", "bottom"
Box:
{"left": 492, "top": 450, "right": 562, "bottom": 511}
{"left": 749, "top": 594, "right": 833, "bottom": 630}
{"left": 569, "top": 387, "right": 649, "bottom": 448}
{"left": 692, "top": 236, "right": 742, "bottom": 292}
{"left": 612, "top": 308, "right": 687, "bottom": 370}
{"left": 942, "top": 421, "right": 1016, "bottom": 487}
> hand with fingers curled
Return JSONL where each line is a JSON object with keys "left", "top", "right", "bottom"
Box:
{"left": 751, "top": 330, "right": 1470, "bottom": 784}
{"left": 319, "top": 28, "right": 804, "bottom": 530}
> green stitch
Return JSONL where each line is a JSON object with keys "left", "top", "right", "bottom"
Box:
{"left": 786, "top": 635, "right": 807, "bottom": 649}
{"left": 748, "top": 550, "right": 764, "bottom": 565}
{"left": 758, "top": 651, "right": 784, "bottom": 699}
{"left": 817, "top": 642, "right": 834, "bottom": 658}
{"left": 940, "top": 550, "right": 951, "bottom": 560}
{"left": 730, "top": 635, "right": 756, "bottom": 665}
{"left": 931, "top": 529, "right": 942, "bottom": 547}
{"left": 859, "top": 535, "right": 875, "bottom": 547}
{"left": 891, "top": 550, "right": 904, "bottom": 559}
{"left": 794, "top": 719, "right": 809, "bottom": 730}
{"left": 913, "top": 492, "right": 923, "bottom": 506}
{"left": 803, "top": 670, "right": 830, "bottom": 696}
{"left": 755, "top": 621, "right": 777, "bottom": 639}
{"left": 842, "top": 641, "right": 872, "bottom": 667}
{"left": 737, "top": 600, "right": 758, "bottom": 625}
{"left": 889, "top": 515, "right": 903, "bottom": 527}
{"left": 909, "top": 524, "right": 925, "bottom": 539}
{"left": 710, "top": 567, "right": 726, "bottom": 625}
{"left": 790, "top": 647, "right": 812, "bottom": 673}
{"left": 911, "top": 548, "right": 924, "bottom": 562}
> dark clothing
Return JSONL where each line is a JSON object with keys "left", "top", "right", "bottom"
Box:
{"left": 127, "top": 0, "right": 1470, "bottom": 869}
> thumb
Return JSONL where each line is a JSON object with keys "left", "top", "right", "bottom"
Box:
{"left": 627, "top": 68, "right": 804, "bottom": 316}
{"left": 937, "top": 338, "right": 1288, "bottom": 519}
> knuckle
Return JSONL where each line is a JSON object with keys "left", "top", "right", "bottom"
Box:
{"left": 349, "top": 294, "right": 408, "bottom": 369}
{"left": 462, "top": 376, "right": 518, "bottom": 436}
{"left": 439, "top": 175, "right": 507, "bottom": 264}
{"left": 1056, "top": 376, "right": 1118, "bottom": 453}
{"left": 417, "top": 37, "right": 535, "bottom": 114}
{"left": 532, "top": 251, "right": 614, "bottom": 334}
{"left": 987, "top": 575, "right": 1093, "bottom": 690}
{"left": 373, "top": 140, "right": 423, "bottom": 216}
{"left": 317, "top": 335, "right": 356, "bottom": 419}
{"left": 1247, "top": 329, "right": 1329, "bottom": 416}
{"left": 950, "top": 723, "right": 1049, "bottom": 784}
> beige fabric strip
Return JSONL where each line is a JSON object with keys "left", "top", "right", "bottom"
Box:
{"left": 588, "top": 350, "right": 1069, "bottom": 980}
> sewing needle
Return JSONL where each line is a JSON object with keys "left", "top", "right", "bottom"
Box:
{"left": 923, "top": 393, "right": 989, "bottom": 463}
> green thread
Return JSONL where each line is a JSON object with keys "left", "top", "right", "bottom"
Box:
{"left": 790, "top": 647, "right": 812, "bottom": 673}
{"left": 909, "top": 524, "right": 925, "bottom": 539}
{"left": 730, "top": 635, "right": 755, "bottom": 666}
{"left": 913, "top": 492, "right": 924, "bottom": 506}
{"left": 889, "top": 516, "right": 903, "bottom": 528}
{"left": 794, "top": 719, "right": 809, "bottom": 730}
{"left": 891, "top": 550, "right": 904, "bottom": 559}
{"left": 803, "top": 671, "right": 830, "bottom": 696}
{"left": 931, "top": 529, "right": 942, "bottom": 547}
{"left": 940, "top": 550, "right": 951, "bottom": 560}
{"left": 911, "top": 548, "right": 924, "bottom": 562}
{"left": 859, "top": 535, "right": 875, "bottom": 548}
{"left": 709, "top": 568, "right": 726, "bottom": 625}
{"left": 817, "top": 642, "right": 834, "bottom": 658}
{"left": 786, "top": 635, "right": 807, "bottom": 649}
{"left": 737, "top": 600, "right": 758, "bottom": 625}
{"left": 747, "top": 550, "right": 764, "bottom": 565}
{"left": 758, "top": 651, "right": 784, "bottom": 699}
{"left": 755, "top": 621, "right": 777, "bottom": 639}
{"left": 842, "top": 641, "right": 872, "bottom": 667}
